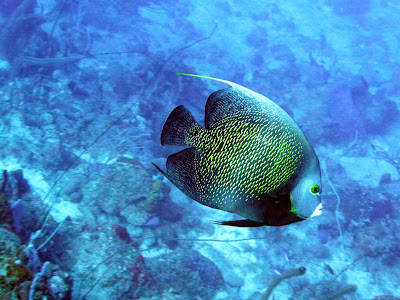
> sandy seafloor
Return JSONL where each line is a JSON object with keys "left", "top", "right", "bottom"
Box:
{"left": 0, "top": 0, "right": 400, "bottom": 299}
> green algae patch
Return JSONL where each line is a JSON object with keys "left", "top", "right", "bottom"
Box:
{"left": 0, "top": 228, "right": 32, "bottom": 299}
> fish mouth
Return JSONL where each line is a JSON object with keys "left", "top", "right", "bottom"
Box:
{"left": 309, "top": 203, "right": 323, "bottom": 218}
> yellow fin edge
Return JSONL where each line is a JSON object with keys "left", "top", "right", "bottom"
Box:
{"left": 176, "top": 72, "right": 236, "bottom": 87}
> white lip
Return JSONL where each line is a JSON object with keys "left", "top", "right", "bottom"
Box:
{"left": 310, "top": 203, "right": 323, "bottom": 218}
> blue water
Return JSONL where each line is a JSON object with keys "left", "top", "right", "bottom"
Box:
{"left": 0, "top": 0, "right": 399, "bottom": 299}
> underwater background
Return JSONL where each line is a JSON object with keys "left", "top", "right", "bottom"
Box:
{"left": 0, "top": 0, "right": 399, "bottom": 299}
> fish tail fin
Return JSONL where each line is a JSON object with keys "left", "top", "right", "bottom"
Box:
{"left": 161, "top": 105, "right": 201, "bottom": 146}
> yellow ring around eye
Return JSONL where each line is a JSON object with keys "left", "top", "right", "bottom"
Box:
{"left": 310, "top": 184, "right": 320, "bottom": 194}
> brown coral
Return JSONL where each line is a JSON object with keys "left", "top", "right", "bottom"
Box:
{"left": 0, "top": 192, "right": 12, "bottom": 225}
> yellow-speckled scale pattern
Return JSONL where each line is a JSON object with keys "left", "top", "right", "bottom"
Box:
{"left": 190, "top": 110, "right": 306, "bottom": 212}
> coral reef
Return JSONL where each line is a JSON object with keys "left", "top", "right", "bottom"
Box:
{"left": 325, "top": 284, "right": 357, "bottom": 300}
{"left": 148, "top": 249, "right": 225, "bottom": 299}
{"left": 0, "top": 227, "right": 30, "bottom": 298}
{"left": 262, "top": 267, "right": 306, "bottom": 300}
{"left": 0, "top": 170, "right": 12, "bottom": 225}
{"left": 0, "top": 171, "right": 72, "bottom": 300}
{"left": 0, "top": 0, "right": 399, "bottom": 299}
{"left": 0, "top": 190, "right": 12, "bottom": 225}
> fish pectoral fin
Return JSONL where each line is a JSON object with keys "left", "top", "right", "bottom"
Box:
{"left": 213, "top": 219, "right": 265, "bottom": 227}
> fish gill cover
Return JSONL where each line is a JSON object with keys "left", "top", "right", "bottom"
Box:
{"left": 0, "top": 0, "right": 399, "bottom": 300}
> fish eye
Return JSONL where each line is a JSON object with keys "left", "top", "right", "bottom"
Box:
{"left": 310, "top": 184, "right": 320, "bottom": 195}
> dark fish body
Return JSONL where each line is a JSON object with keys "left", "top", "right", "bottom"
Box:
{"left": 154, "top": 74, "right": 322, "bottom": 227}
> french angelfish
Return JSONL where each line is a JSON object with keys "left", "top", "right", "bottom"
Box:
{"left": 153, "top": 73, "right": 322, "bottom": 227}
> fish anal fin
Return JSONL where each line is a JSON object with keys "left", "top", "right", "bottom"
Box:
{"left": 213, "top": 219, "right": 265, "bottom": 227}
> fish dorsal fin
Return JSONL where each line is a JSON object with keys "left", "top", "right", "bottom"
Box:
{"left": 177, "top": 73, "right": 281, "bottom": 129}
{"left": 176, "top": 72, "right": 252, "bottom": 92}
